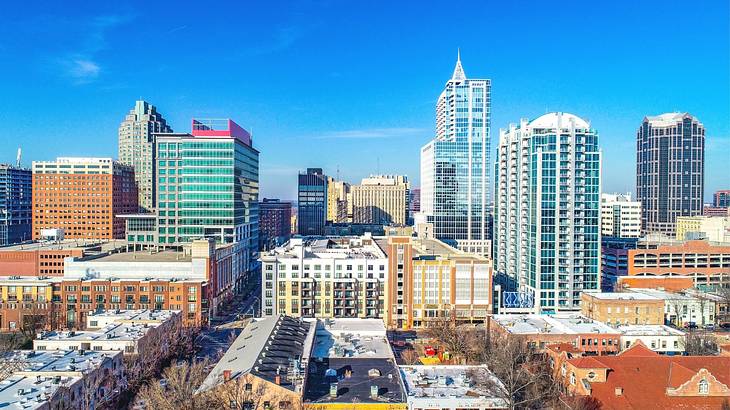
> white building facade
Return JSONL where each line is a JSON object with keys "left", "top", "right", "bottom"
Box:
{"left": 617, "top": 324, "right": 686, "bottom": 354}
{"left": 601, "top": 193, "right": 641, "bottom": 238}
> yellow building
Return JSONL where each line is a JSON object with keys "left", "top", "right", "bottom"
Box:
{"left": 351, "top": 175, "right": 409, "bottom": 226}
{"left": 675, "top": 216, "right": 730, "bottom": 242}
{"left": 326, "top": 177, "right": 350, "bottom": 223}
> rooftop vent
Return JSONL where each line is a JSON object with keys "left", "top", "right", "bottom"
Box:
{"left": 329, "top": 382, "right": 338, "bottom": 398}
{"left": 370, "top": 385, "right": 379, "bottom": 399}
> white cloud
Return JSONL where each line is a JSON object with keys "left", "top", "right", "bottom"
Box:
{"left": 317, "top": 127, "right": 426, "bottom": 139}
{"left": 66, "top": 58, "right": 100, "bottom": 82}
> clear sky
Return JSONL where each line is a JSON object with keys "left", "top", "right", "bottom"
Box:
{"left": 0, "top": 1, "right": 728, "bottom": 201}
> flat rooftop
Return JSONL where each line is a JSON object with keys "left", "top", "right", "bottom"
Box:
{"left": 86, "top": 309, "right": 178, "bottom": 324}
{"left": 36, "top": 322, "right": 160, "bottom": 344}
{"left": 373, "top": 237, "right": 488, "bottom": 262}
{"left": 0, "top": 240, "right": 121, "bottom": 253}
{"left": 617, "top": 325, "right": 686, "bottom": 337}
{"left": 0, "top": 374, "right": 77, "bottom": 410}
{"left": 628, "top": 288, "right": 697, "bottom": 301}
{"left": 2, "top": 350, "right": 119, "bottom": 375}
{"left": 262, "top": 237, "right": 387, "bottom": 260}
{"left": 492, "top": 314, "right": 619, "bottom": 335}
{"left": 400, "top": 365, "right": 508, "bottom": 408}
{"left": 585, "top": 292, "right": 660, "bottom": 301}
{"left": 83, "top": 249, "right": 193, "bottom": 263}
{"left": 304, "top": 357, "right": 405, "bottom": 404}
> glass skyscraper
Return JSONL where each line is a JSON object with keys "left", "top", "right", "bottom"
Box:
{"left": 298, "top": 168, "right": 328, "bottom": 236}
{"left": 155, "top": 119, "right": 259, "bottom": 250}
{"left": 419, "top": 52, "right": 492, "bottom": 255}
{"left": 0, "top": 164, "right": 32, "bottom": 245}
{"left": 495, "top": 113, "right": 601, "bottom": 313}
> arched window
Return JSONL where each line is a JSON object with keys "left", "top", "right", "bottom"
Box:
{"left": 699, "top": 378, "right": 709, "bottom": 394}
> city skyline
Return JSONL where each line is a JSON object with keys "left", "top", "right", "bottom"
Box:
{"left": 0, "top": 1, "right": 728, "bottom": 201}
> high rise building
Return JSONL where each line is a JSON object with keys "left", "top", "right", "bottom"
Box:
{"left": 259, "top": 198, "right": 292, "bottom": 250}
{"left": 118, "top": 100, "right": 172, "bottom": 212}
{"left": 297, "top": 168, "right": 327, "bottom": 236}
{"left": 326, "top": 177, "right": 350, "bottom": 223}
{"left": 714, "top": 190, "right": 730, "bottom": 208}
{"left": 31, "top": 158, "right": 137, "bottom": 239}
{"left": 495, "top": 113, "right": 601, "bottom": 313}
{"left": 601, "top": 193, "right": 641, "bottom": 238}
{"left": 351, "top": 175, "right": 409, "bottom": 225}
{"left": 154, "top": 119, "right": 259, "bottom": 248}
{"left": 0, "top": 164, "right": 32, "bottom": 245}
{"left": 419, "top": 52, "right": 491, "bottom": 254}
{"left": 636, "top": 113, "right": 705, "bottom": 236}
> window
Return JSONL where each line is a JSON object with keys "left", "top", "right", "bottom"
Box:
{"left": 570, "top": 372, "right": 576, "bottom": 385}
{"left": 698, "top": 378, "right": 709, "bottom": 394}
{"left": 245, "top": 383, "right": 252, "bottom": 392}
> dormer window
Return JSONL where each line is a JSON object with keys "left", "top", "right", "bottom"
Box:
{"left": 699, "top": 378, "right": 709, "bottom": 394}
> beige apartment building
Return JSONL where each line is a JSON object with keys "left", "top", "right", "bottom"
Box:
{"left": 675, "top": 216, "right": 730, "bottom": 242}
{"left": 351, "top": 175, "right": 409, "bottom": 225}
{"left": 581, "top": 292, "right": 665, "bottom": 327}
{"left": 260, "top": 235, "right": 388, "bottom": 319}
{"left": 326, "top": 177, "right": 350, "bottom": 223}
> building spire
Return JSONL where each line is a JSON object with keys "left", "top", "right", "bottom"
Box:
{"left": 451, "top": 48, "right": 466, "bottom": 81}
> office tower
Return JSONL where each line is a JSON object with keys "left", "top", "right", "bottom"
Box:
{"left": 495, "top": 113, "right": 601, "bottom": 313}
{"left": 154, "top": 119, "right": 259, "bottom": 247}
{"left": 0, "top": 164, "right": 32, "bottom": 245}
{"left": 601, "top": 193, "right": 641, "bottom": 238}
{"left": 351, "top": 175, "right": 409, "bottom": 225}
{"left": 409, "top": 188, "right": 421, "bottom": 213}
{"left": 419, "top": 52, "right": 491, "bottom": 254}
{"left": 31, "top": 158, "right": 137, "bottom": 239}
{"left": 636, "top": 113, "right": 705, "bottom": 236}
{"left": 326, "top": 177, "right": 350, "bottom": 223}
{"left": 118, "top": 100, "right": 172, "bottom": 212}
{"left": 714, "top": 190, "right": 730, "bottom": 207}
{"left": 298, "top": 168, "right": 328, "bottom": 236}
{"left": 259, "top": 198, "right": 292, "bottom": 250}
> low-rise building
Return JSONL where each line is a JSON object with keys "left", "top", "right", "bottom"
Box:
{"left": 33, "top": 310, "right": 180, "bottom": 355}
{"left": 196, "top": 315, "right": 313, "bottom": 408}
{"left": 627, "top": 288, "right": 715, "bottom": 327}
{"left": 260, "top": 235, "right": 388, "bottom": 319}
{"left": 380, "top": 236, "right": 492, "bottom": 330}
{"left": 556, "top": 341, "right": 730, "bottom": 409}
{"left": 581, "top": 292, "right": 665, "bottom": 326}
{"left": 0, "top": 240, "right": 119, "bottom": 277}
{"left": 400, "top": 365, "right": 508, "bottom": 410}
{"left": 675, "top": 216, "right": 730, "bottom": 242}
{"left": 615, "top": 275, "right": 694, "bottom": 292}
{"left": 489, "top": 314, "right": 620, "bottom": 355}
{"left": 600, "top": 237, "right": 638, "bottom": 292}
{"left": 303, "top": 318, "right": 407, "bottom": 410}
{"left": 0, "top": 349, "right": 124, "bottom": 409}
{"left": 616, "top": 325, "right": 685, "bottom": 354}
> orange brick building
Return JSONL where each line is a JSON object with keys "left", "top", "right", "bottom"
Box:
{"left": 32, "top": 157, "right": 137, "bottom": 240}
{"left": 556, "top": 341, "right": 730, "bottom": 409}
{"left": 0, "top": 276, "right": 205, "bottom": 331}
{"left": 626, "top": 238, "right": 730, "bottom": 289}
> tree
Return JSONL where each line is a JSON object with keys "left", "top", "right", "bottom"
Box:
{"left": 470, "top": 331, "right": 562, "bottom": 410}
{"left": 135, "top": 359, "right": 213, "bottom": 410}
{"left": 205, "top": 376, "right": 292, "bottom": 410}
{"left": 400, "top": 348, "right": 421, "bottom": 365}
{"left": 682, "top": 329, "right": 718, "bottom": 355}
{"left": 18, "top": 303, "right": 49, "bottom": 341}
{"left": 423, "top": 316, "right": 472, "bottom": 361}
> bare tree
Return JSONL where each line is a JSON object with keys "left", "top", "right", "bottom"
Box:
{"left": 206, "top": 377, "right": 292, "bottom": 410}
{"left": 682, "top": 329, "right": 718, "bottom": 355}
{"left": 0, "top": 333, "right": 31, "bottom": 380}
{"left": 423, "top": 316, "right": 471, "bottom": 361}
{"left": 715, "top": 287, "right": 730, "bottom": 324}
{"left": 400, "top": 348, "right": 421, "bottom": 365}
{"left": 470, "top": 331, "right": 561, "bottom": 410}
{"left": 18, "top": 303, "right": 49, "bottom": 341}
{"left": 135, "top": 359, "right": 213, "bottom": 410}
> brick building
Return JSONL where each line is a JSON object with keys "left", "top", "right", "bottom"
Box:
{"left": 32, "top": 158, "right": 137, "bottom": 240}
{"left": 581, "top": 292, "right": 665, "bottom": 327}
{"left": 0, "top": 240, "right": 119, "bottom": 277}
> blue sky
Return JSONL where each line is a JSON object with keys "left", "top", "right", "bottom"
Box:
{"left": 0, "top": 0, "right": 728, "bottom": 201}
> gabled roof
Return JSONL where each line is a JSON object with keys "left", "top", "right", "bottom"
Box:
{"left": 569, "top": 356, "right": 609, "bottom": 369}
{"left": 616, "top": 340, "right": 658, "bottom": 357}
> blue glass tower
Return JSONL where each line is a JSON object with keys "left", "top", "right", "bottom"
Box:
{"left": 0, "top": 164, "right": 32, "bottom": 245}
{"left": 419, "top": 52, "right": 492, "bottom": 255}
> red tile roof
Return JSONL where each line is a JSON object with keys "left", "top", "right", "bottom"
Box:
{"left": 570, "top": 343, "right": 730, "bottom": 409}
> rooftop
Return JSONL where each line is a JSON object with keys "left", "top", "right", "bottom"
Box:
{"left": 400, "top": 365, "right": 508, "bottom": 408}
{"left": 311, "top": 319, "right": 391, "bottom": 359}
{"left": 0, "top": 374, "right": 77, "bottom": 410}
{"left": 198, "top": 316, "right": 315, "bottom": 393}
{"left": 627, "top": 288, "right": 697, "bottom": 301}
{"left": 86, "top": 309, "right": 178, "bottom": 325}
{"left": 35, "top": 321, "right": 161, "bottom": 345}
{"left": 584, "top": 292, "right": 660, "bottom": 301}
{"left": 0, "top": 240, "right": 120, "bottom": 253}
{"left": 1, "top": 350, "right": 119, "bottom": 376}
{"left": 81, "top": 249, "right": 193, "bottom": 263}
{"left": 529, "top": 112, "right": 591, "bottom": 130}
{"left": 617, "top": 325, "right": 685, "bottom": 337}
{"left": 644, "top": 112, "right": 701, "bottom": 127}
{"left": 262, "top": 236, "right": 387, "bottom": 261}
{"left": 492, "top": 314, "right": 619, "bottom": 335}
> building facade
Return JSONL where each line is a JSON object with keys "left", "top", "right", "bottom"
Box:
{"left": 617, "top": 325, "right": 685, "bottom": 353}
{"left": 260, "top": 236, "right": 388, "bottom": 319}
{"left": 495, "top": 113, "right": 601, "bottom": 313}
{"left": 326, "top": 177, "right": 350, "bottom": 223}
{"left": 259, "top": 198, "right": 292, "bottom": 251}
{"left": 600, "top": 237, "right": 638, "bottom": 292}
{"left": 0, "top": 164, "right": 32, "bottom": 246}
{"left": 31, "top": 158, "right": 137, "bottom": 240}
{"left": 419, "top": 53, "right": 491, "bottom": 253}
{"left": 581, "top": 292, "right": 665, "bottom": 327}
{"left": 118, "top": 100, "right": 172, "bottom": 212}
{"left": 600, "top": 193, "right": 641, "bottom": 238}
{"left": 351, "top": 175, "right": 409, "bottom": 226}
{"left": 714, "top": 190, "right": 730, "bottom": 208}
{"left": 0, "top": 241, "right": 117, "bottom": 277}
{"left": 380, "top": 236, "right": 492, "bottom": 330}
{"left": 675, "top": 216, "right": 730, "bottom": 242}
{"left": 636, "top": 113, "right": 705, "bottom": 236}
{"left": 298, "top": 168, "right": 328, "bottom": 236}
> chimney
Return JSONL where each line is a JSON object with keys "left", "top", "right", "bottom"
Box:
{"left": 370, "top": 385, "right": 378, "bottom": 400}
{"left": 615, "top": 387, "right": 623, "bottom": 396}
{"left": 329, "top": 383, "right": 338, "bottom": 398}
{"left": 275, "top": 375, "right": 281, "bottom": 385}
{"left": 223, "top": 370, "right": 232, "bottom": 382}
